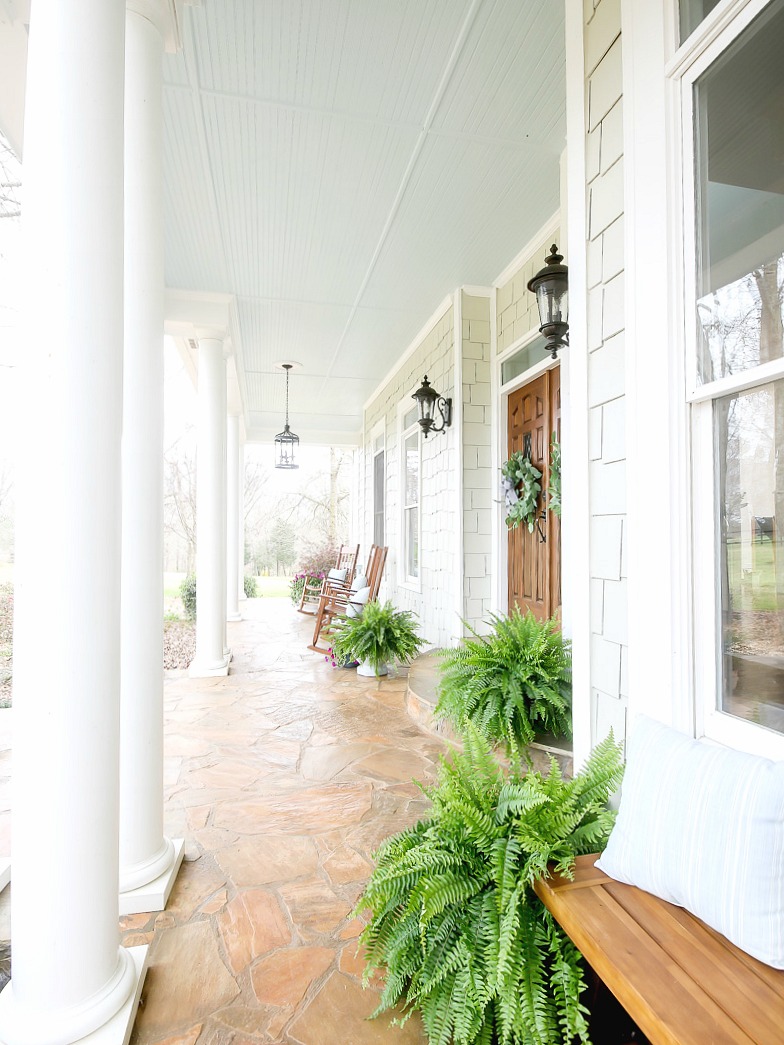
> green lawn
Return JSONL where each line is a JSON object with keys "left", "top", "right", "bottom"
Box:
{"left": 726, "top": 540, "right": 782, "bottom": 613}
{"left": 164, "top": 571, "right": 291, "bottom": 601}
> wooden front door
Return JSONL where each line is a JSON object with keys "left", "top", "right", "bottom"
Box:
{"left": 507, "top": 367, "right": 560, "bottom": 620}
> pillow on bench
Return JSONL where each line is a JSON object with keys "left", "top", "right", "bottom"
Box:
{"left": 596, "top": 714, "right": 784, "bottom": 969}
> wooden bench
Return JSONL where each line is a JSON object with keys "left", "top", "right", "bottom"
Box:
{"left": 534, "top": 854, "right": 784, "bottom": 1045}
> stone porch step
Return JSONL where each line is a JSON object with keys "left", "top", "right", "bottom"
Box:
{"left": 406, "top": 650, "right": 574, "bottom": 777}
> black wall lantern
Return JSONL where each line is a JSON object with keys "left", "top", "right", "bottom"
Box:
{"left": 412, "top": 375, "right": 452, "bottom": 438}
{"left": 274, "top": 363, "right": 300, "bottom": 469}
{"left": 527, "top": 243, "right": 569, "bottom": 359}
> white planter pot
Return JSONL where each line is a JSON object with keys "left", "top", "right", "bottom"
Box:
{"left": 357, "top": 658, "right": 388, "bottom": 677}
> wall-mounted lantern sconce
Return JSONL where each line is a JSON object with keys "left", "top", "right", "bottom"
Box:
{"left": 527, "top": 244, "right": 569, "bottom": 359}
{"left": 274, "top": 363, "right": 300, "bottom": 469}
{"left": 412, "top": 375, "right": 452, "bottom": 438}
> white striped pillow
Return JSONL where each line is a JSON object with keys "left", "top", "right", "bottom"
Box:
{"left": 596, "top": 715, "right": 784, "bottom": 968}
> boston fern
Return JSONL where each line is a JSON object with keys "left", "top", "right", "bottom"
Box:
{"left": 357, "top": 727, "right": 624, "bottom": 1045}
{"left": 329, "top": 599, "right": 425, "bottom": 675}
{"left": 436, "top": 609, "right": 571, "bottom": 755}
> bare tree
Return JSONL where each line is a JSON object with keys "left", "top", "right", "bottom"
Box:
{"left": 0, "top": 136, "right": 21, "bottom": 221}
{"left": 163, "top": 441, "right": 197, "bottom": 571}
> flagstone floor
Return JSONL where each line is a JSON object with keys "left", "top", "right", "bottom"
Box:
{"left": 124, "top": 597, "right": 448, "bottom": 1045}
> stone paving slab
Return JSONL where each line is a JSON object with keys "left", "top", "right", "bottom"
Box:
{"left": 124, "top": 598, "right": 444, "bottom": 1045}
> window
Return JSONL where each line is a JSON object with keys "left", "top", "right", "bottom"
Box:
{"left": 685, "top": 0, "right": 784, "bottom": 753}
{"left": 401, "top": 406, "right": 420, "bottom": 585}
{"left": 680, "top": 0, "right": 723, "bottom": 42}
{"left": 372, "top": 428, "right": 385, "bottom": 547}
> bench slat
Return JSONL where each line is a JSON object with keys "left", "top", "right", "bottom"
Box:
{"left": 605, "top": 880, "right": 784, "bottom": 1044}
{"left": 534, "top": 855, "right": 784, "bottom": 1045}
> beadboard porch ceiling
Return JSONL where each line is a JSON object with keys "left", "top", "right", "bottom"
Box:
{"left": 1, "top": 0, "right": 566, "bottom": 445}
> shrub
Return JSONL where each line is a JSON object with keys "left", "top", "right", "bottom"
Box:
{"left": 295, "top": 540, "right": 340, "bottom": 578}
{"left": 436, "top": 609, "right": 571, "bottom": 756}
{"left": 179, "top": 574, "right": 197, "bottom": 620}
{"left": 357, "top": 727, "right": 624, "bottom": 1045}
{"left": 243, "top": 575, "right": 258, "bottom": 599}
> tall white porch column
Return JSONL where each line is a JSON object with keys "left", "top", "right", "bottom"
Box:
{"left": 190, "top": 339, "right": 230, "bottom": 677}
{"left": 119, "top": 4, "right": 184, "bottom": 916}
{"left": 226, "top": 414, "right": 242, "bottom": 621}
{"left": 0, "top": 2, "right": 145, "bottom": 1043}
{"left": 238, "top": 439, "right": 247, "bottom": 601}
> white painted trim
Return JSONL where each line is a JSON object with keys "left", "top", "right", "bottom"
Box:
{"left": 461, "top": 284, "right": 493, "bottom": 299}
{"left": 499, "top": 341, "right": 554, "bottom": 396}
{"left": 453, "top": 290, "right": 465, "bottom": 636}
{"left": 363, "top": 295, "right": 453, "bottom": 413}
{"left": 687, "top": 357, "right": 784, "bottom": 404}
{"left": 666, "top": 0, "right": 761, "bottom": 77}
{"left": 563, "top": 0, "right": 592, "bottom": 771}
{"left": 622, "top": 0, "right": 681, "bottom": 729}
{"left": 496, "top": 324, "right": 545, "bottom": 370}
{"left": 493, "top": 211, "right": 561, "bottom": 290}
{"left": 490, "top": 285, "right": 501, "bottom": 615}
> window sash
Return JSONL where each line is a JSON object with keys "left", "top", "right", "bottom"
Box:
{"left": 681, "top": 0, "right": 784, "bottom": 758}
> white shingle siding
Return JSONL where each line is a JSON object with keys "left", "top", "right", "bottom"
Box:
{"left": 361, "top": 306, "right": 458, "bottom": 649}
{"left": 585, "top": 0, "right": 628, "bottom": 747}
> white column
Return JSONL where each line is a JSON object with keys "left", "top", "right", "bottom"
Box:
{"left": 190, "top": 339, "right": 230, "bottom": 676}
{"left": 0, "top": 2, "right": 145, "bottom": 1043}
{"left": 238, "top": 440, "right": 247, "bottom": 601}
{"left": 226, "top": 414, "right": 242, "bottom": 621}
{"left": 119, "top": 4, "right": 184, "bottom": 917}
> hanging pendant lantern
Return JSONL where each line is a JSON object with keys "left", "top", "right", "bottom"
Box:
{"left": 274, "top": 363, "right": 300, "bottom": 469}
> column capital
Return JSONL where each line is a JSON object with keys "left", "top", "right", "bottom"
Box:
{"left": 127, "top": 0, "right": 196, "bottom": 53}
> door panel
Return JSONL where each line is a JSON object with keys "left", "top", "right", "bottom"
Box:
{"left": 507, "top": 367, "right": 560, "bottom": 620}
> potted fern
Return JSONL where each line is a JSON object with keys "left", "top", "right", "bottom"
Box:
{"left": 436, "top": 608, "right": 571, "bottom": 755}
{"left": 329, "top": 599, "right": 425, "bottom": 677}
{"left": 357, "top": 726, "right": 624, "bottom": 1044}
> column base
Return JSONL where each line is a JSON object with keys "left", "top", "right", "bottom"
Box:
{"left": 119, "top": 838, "right": 185, "bottom": 916}
{"left": 0, "top": 946, "right": 147, "bottom": 1045}
{"left": 226, "top": 612, "right": 242, "bottom": 622}
{"left": 80, "top": 946, "right": 147, "bottom": 1045}
{"left": 188, "top": 653, "right": 231, "bottom": 678}
{"left": 0, "top": 859, "right": 10, "bottom": 892}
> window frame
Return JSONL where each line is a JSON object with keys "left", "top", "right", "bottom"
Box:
{"left": 398, "top": 400, "right": 422, "bottom": 592}
{"left": 677, "top": 0, "right": 784, "bottom": 759}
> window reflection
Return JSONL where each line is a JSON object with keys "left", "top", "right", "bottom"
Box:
{"left": 717, "top": 380, "right": 784, "bottom": 734}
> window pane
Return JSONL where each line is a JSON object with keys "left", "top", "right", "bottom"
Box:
{"left": 680, "top": 0, "right": 722, "bottom": 42}
{"left": 500, "top": 336, "right": 550, "bottom": 386}
{"left": 373, "top": 450, "right": 385, "bottom": 546}
{"left": 403, "top": 406, "right": 418, "bottom": 429}
{"left": 694, "top": 3, "right": 784, "bottom": 384}
{"left": 404, "top": 431, "right": 419, "bottom": 506}
{"left": 406, "top": 505, "right": 419, "bottom": 578}
{"left": 716, "top": 378, "right": 784, "bottom": 734}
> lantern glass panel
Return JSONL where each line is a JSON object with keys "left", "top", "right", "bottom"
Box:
{"left": 537, "top": 281, "right": 568, "bottom": 326}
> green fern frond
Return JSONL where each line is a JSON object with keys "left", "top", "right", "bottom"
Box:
{"left": 356, "top": 726, "right": 624, "bottom": 1044}
{"left": 435, "top": 609, "right": 572, "bottom": 754}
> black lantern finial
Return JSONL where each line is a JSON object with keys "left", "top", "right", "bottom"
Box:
{"left": 527, "top": 243, "right": 569, "bottom": 359}
{"left": 274, "top": 364, "right": 300, "bottom": 469}
{"left": 412, "top": 375, "right": 452, "bottom": 438}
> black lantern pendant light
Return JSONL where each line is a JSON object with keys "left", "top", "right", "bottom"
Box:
{"left": 527, "top": 244, "right": 569, "bottom": 359}
{"left": 274, "top": 364, "right": 299, "bottom": 469}
{"left": 412, "top": 375, "right": 452, "bottom": 438}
